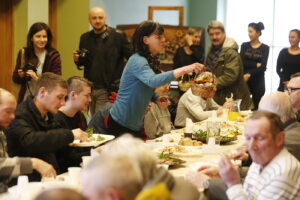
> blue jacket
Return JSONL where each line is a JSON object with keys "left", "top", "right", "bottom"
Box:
{"left": 110, "top": 53, "right": 175, "bottom": 131}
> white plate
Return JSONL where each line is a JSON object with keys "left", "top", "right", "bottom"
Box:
{"left": 72, "top": 134, "right": 115, "bottom": 147}
{"left": 154, "top": 145, "right": 202, "bottom": 157}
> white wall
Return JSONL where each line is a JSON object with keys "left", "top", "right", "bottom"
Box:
{"left": 90, "top": 0, "right": 189, "bottom": 27}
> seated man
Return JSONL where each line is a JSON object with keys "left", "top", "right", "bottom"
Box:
{"left": 259, "top": 91, "right": 300, "bottom": 161}
{"left": 6, "top": 72, "right": 87, "bottom": 181}
{"left": 286, "top": 72, "right": 300, "bottom": 121}
{"left": 0, "top": 88, "right": 56, "bottom": 192}
{"left": 193, "top": 92, "right": 300, "bottom": 200}
{"left": 54, "top": 76, "right": 92, "bottom": 172}
{"left": 197, "top": 111, "right": 300, "bottom": 199}
{"left": 54, "top": 76, "right": 92, "bottom": 130}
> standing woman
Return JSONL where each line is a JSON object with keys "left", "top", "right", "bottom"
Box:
{"left": 173, "top": 27, "right": 205, "bottom": 69}
{"left": 240, "top": 22, "right": 269, "bottom": 110}
{"left": 277, "top": 29, "right": 300, "bottom": 91}
{"left": 107, "top": 21, "right": 204, "bottom": 138}
{"left": 13, "top": 22, "right": 62, "bottom": 103}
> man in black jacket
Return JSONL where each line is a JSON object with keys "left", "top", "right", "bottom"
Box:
{"left": 73, "top": 6, "right": 133, "bottom": 116}
{"left": 6, "top": 72, "right": 87, "bottom": 181}
{"left": 0, "top": 88, "right": 56, "bottom": 192}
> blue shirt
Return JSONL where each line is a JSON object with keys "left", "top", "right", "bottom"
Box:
{"left": 110, "top": 53, "right": 175, "bottom": 131}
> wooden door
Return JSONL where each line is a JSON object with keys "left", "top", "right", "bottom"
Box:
{"left": 0, "top": 0, "right": 14, "bottom": 91}
{"left": 49, "top": 0, "right": 57, "bottom": 48}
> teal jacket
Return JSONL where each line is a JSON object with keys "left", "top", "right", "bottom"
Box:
{"left": 110, "top": 53, "right": 175, "bottom": 131}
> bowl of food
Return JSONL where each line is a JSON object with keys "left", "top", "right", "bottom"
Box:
{"left": 190, "top": 71, "right": 217, "bottom": 98}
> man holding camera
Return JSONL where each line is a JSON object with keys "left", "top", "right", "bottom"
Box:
{"left": 73, "top": 6, "right": 132, "bottom": 116}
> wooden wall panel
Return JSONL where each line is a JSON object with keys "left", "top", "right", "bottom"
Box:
{"left": 49, "top": 0, "right": 57, "bottom": 48}
{"left": 0, "top": 0, "right": 14, "bottom": 91}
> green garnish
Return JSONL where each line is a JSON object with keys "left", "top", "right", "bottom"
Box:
{"left": 86, "top": 128, "right": 94, "bottom": 137}
{"left": 192, "top": 129, "right": 207, "bottom": 138}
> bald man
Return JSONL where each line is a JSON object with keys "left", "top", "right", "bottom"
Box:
{"left": 286, "top": 72, "right": 300, "bottom": 121}
{"left": 73, "top": 6, "right": 133, "bottom": 116}
{"left": 0, "top": 88, "right": 56, "bottom": 193}
{"left": 259, "top": 91, "right": 300, "bottom": 161}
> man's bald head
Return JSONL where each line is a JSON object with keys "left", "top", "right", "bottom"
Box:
{"left": 89, "top": 6, "right": 106, "bottom": 18}
{"left": 0, "top": 88, "right": 15, "bottom": 104}
{"left": 88, "top": 7, "right": 107, "bottom": 33}
{"left": 0, "top": 88, "right": 17, "bottom": 129}
{"left": 259, "top": 91, "right": 296, "bottom": 123}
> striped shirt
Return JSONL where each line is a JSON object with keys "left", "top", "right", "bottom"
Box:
{"left": 226, "top": 148, "right": 300, "bottom": 200}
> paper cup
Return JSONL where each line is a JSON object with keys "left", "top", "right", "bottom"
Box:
{"left": 17, "top": 175, "right": 29, "bottom": 187}
{"left": 82, "top": 156, "right": 92, "bottom": 168}
{"left": 68, "top": 167, "right": 81, "bottom": 185}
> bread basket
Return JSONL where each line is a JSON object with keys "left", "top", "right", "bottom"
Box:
{"left": 190, "top": 71, "right": 217, "bottom": 98}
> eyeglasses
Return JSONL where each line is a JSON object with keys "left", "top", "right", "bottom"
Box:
{"left": 285, "top": 87, "right": 300, "bottom": 93}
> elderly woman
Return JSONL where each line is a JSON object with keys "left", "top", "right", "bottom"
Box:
{"left": 97, "top": 134, "right": 200, "bottom": 200}
{"left": 175, "top": 72, "right": 222, "bottom": 127}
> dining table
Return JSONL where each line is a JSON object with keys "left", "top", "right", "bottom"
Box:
{"left": 0, "top": 112, "right": 250, "bottom": 200}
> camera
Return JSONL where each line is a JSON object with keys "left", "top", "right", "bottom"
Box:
{"left": 22, "top": 63, "right": 37, "bottom": 81}
{"left": 77, "top": 48, "right": 89, "bottom": 60}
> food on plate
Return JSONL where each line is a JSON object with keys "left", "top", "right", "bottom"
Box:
{"left": 192, "top": 129, "right": 207, "bottom": 141}
{"left": 87, "top": 134, "right": 105, "bottom": 142}
{"left": 178, "top": 137, "right": 203, "bottom": 146}
{"left": 86, "top": 128, "right": 94, "bottom": 137}
{"left": 192, "top": 128, "right": 238, "bottom": 144}
{"left": 157, "top": 152, "right": 185, "bottom": 166}
{"left": 85, "top": 128, "right": 106, "bottom": 142}
{"left": 159, "top": 145, "right": 187, "bottom": 154}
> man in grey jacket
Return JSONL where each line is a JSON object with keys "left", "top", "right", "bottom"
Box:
{"left": 0, "top": 88, "right": 56, "bottom": 192}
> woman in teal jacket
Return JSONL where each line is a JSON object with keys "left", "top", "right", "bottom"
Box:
{"left": 108, "top": 21, "right": 204, "bottom": 138}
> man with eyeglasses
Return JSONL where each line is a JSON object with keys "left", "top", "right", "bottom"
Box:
{"left": 286, "top": 72, "right": 300, "bottom": 122}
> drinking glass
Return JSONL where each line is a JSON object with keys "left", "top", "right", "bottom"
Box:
{"left": 206, "top": 121, "right": 221, "bottom": 145}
